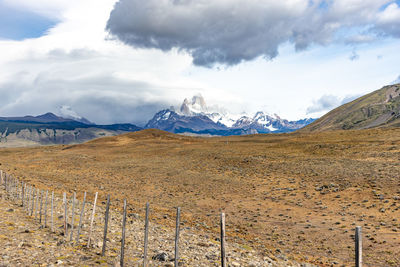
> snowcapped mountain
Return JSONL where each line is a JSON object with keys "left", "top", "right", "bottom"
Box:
{"left": 176, "top": 95, "right": 241, "bottom": 127}
{"left": 146, "top": 95, "right": 316, "bottom": 135}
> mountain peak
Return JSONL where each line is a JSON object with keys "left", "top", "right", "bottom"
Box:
{"left": 180, "top": 94, "right": 208, "bottom": 115}
{"left": 36, "top": 112, "right": 60, "bottom": 120}
{"left": 191, "top": 94, "right": 207, "bottom": 110}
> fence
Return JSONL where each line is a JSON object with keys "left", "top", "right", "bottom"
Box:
{"left": 0, "top": 169, "right": 364, "bottom": 266}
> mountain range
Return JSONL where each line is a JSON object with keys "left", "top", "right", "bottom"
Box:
{"left": 8, "top": 81, "right": 400, "bottom": 147}
{"left": 146, "top": 95, "right": 316, "bottom": 136}
{"left": 0, "top": 95, "right": 316, "bottom": 146}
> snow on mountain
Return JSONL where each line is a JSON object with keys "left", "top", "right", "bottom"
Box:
{"left": 146, "top": 94, "right": 316, "bottom": 135}
{"left": 180, "top": 95, "right": 208, "bottom": 115}
{"left": 177, "top": 94, "right": 243, "bottom": 127}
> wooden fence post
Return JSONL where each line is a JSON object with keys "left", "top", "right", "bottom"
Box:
{"left": 39, "top": 190, "right": 44, "bottom": 224}
{"left": 25, "top": 186, "right": 30, "bottom": 213}
{"left": 87, "top": 192, "right": 98, "bottom": 248}
{"left": 76, "top": 192, "right": 86, "bottom": 244}
{"left": 22, "top": 182, "right": 25, "bottom": 207}
{"left": 51, "top": 191, "right": 54, "bottom": 232}
{"left": 102, "top": 194, "right": 111, "bottom": 256}
{"left": 35, "top": 188, "right": 39, "bottom": 220}
{"left": 28, "top": 186, "right": 32, "bottom": 213}
{"left": 220, "top": 213, "right": 226, "bottom": 267}
{"left": 70, "top": 192, "right": 76, "bottom": 241}
{"left": 120, "top": 199, "right": 127, "bottom": 267}
{"left": 31, "top": 188, "right": 35, "bottom": 216}
{"left": 175, "top": 207, "right": 181, "bottom": 267}
{"left": 44, "top": 190, "right": 48, "bottom": 227}
{"left": 143, "top": 202, "right": 150, "bottom": 267}
{"left": 63, "top": 192, "right": 68, "bottom": 237}
{"left": 355, "top": 226, "right": 362, "bottom": 267}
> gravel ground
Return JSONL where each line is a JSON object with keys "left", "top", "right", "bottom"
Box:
{"left": 0, "top": 184, "right": 315, "bottom": 267}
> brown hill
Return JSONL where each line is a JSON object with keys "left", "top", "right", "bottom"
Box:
{"left": 302, "top": 83, "right": 400, "bottom": 132}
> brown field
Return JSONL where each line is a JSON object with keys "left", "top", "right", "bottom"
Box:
{"left": 0, "top": 128, "right": 399, "bottom": 266}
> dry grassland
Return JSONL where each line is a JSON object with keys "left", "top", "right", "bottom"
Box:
{"left": 0, "top": 128, "right": 399, "bottom": 266}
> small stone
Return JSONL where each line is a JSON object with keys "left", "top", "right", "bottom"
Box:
{"left": 152, "top": 252, "right": 168, "bottom": 262}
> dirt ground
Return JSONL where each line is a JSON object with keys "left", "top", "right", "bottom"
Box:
{"left": 0, "top": 191, "right": 115, "bottom": 266}
{"left": 0, "top": 128, "right": 399, "bottom": 266}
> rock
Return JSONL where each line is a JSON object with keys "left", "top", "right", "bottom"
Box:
{"left": 152, "top": 252, "right": 168, "bottom": 262}
{"left": 7, "top": 208, "right": 13, "bottom": 212}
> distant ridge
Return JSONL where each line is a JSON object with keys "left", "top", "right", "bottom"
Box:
{"left": 0, "top": 112, "right": 88, "bottom": 124}
{"left": 301, "top": 83, "right": 400, "bottom": 132}
{"left": 0, "top": 113, "right": 142, "bottom": 147}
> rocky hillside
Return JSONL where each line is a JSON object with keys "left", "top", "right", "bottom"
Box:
{"left": 302, "top": 83, "right": 400, "bottom": 132}
{"left": 0, "top": 113, "right": 142, "bottom": 147}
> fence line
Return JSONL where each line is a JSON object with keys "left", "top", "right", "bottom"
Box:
{"left": 0, "top": 169, "right": 365, "bottom": 266}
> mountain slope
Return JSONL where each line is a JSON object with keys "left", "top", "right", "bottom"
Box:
{"left": 0, "top": 113, "right": 142, "bottom": 147}
{"left": 302, "top": 83, "right": 400, "bottom": 132}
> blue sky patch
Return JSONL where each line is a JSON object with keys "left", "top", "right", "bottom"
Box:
{"left": 0, "top": 2, "right": 57, "bottom": 40}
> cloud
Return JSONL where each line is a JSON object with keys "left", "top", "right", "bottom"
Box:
{"left": 0, "top": 72, "right": 173, "bottom": 126}
{"left": 306, "top": 94, "right": 361, "bottom": 114}
{"left": 349, "top": 50, "right": 360, "bottom": 61}
{"left": 375, "top": 3, "right": 400, "bottom": 37}
{"left": 58, "top": 105, "right": 83, "bottom": 120}
{"left": 106, "top": 0, "right": 399, "bottom": 67}
{"left": 0, "top": 47, "right": 187, "bottom": 126}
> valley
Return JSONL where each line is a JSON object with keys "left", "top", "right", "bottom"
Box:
{"left": 0, "top": 128, "right": 399, "bottom": 266}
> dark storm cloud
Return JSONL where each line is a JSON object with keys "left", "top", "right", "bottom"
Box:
{"left": 106, "top": 0, "right": 399, "bottom": 67}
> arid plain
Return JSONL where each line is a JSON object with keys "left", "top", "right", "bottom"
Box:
{"left": 0, "top": 128, "right": 399, "bottom": 266}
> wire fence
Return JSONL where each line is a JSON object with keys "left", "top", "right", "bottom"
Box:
{"left": 0, "top": 169, "right": 365, "bottom": 266}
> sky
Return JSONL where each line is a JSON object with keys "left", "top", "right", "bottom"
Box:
{"left": 0, "top": 0, "right": 399, "bottom": 125}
